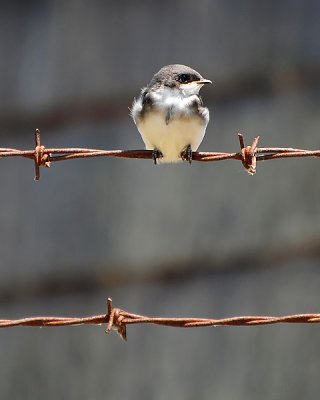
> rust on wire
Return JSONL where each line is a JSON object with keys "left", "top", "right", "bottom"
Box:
{"left": 238, "top": 133, "right": 259, "bottom": 175}
{"left": 34, "top": 128, "right": 51, "bottom": 181}
{"left": 0, "top": 129, "right": 320, "bottom": 180}
{"left": 0, "top": 298, "right": 319, "bottom": 342}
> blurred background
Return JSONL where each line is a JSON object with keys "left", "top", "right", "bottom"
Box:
{"left": 0, "top": 1, "right": 320, "bottom": 399}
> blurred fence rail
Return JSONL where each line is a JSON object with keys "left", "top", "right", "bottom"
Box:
{"left": 0, "top": 129, "right": 320, "bottom": 180}
{"left": 1, "top": 298, "right": 319, "bottom": 341}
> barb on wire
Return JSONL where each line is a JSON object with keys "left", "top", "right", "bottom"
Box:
{"left": 0, "top": 298, "right": 319, "bottom": 342}
{"left": 0, "top": 129, "right": 319, "bottom": 180}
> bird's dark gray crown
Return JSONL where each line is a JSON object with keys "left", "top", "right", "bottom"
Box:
{"left": 148, "top": 64, "right": 204, "bottom": 89}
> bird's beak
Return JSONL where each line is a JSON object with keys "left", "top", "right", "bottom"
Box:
{"left": 196, "top": 79, "right": 212, "bottom": 85}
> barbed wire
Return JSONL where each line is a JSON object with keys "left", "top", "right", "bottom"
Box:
{"left": 0, "top": 298, "right": 319, "bottom": 341}
{"left": 0, "top": 129, "right": 319, "bottom": 180}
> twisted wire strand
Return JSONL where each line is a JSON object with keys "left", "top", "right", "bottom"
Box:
{"left": 1, "top": 299, "right": 319, "bottom": 341}
{"left": 0, "top": 129, "right": 319, "bottom": 180}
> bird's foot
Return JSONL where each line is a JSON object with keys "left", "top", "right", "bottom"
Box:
{"left": 152, "top": 149, "right": 163, "bottom": 165}
{"left": 181, "top": 145, "right": 193, "bottom": 164}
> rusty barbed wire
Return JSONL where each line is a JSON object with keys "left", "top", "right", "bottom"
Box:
{"left": 0, "top": 129, "right": 320, "bottom": 180}
{"left": 0, "top": 298, "right": 319, "bottom": 341}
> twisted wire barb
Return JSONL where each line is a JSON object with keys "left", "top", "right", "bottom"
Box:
{"left": 0, "top": 129, "right": 319, "bottom": 180}
{"left": 1, "top": 298, "right": 319, "bottom": 341}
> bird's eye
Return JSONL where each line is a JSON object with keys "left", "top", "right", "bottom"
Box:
{"left": 177, "top": 74, "right": 190, "bottom": 83}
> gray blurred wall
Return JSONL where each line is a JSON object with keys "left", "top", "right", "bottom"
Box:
{"left": 0, "top": 1, "right": 320, "bottom": 399}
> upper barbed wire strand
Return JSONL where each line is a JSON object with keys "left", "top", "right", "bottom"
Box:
{"left": 0, "top": 130, "right": 319, "bottom": 180}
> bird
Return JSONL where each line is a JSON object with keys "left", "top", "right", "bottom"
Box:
{"left": 131, "top": 64, "right": 212, "bottom": 164}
